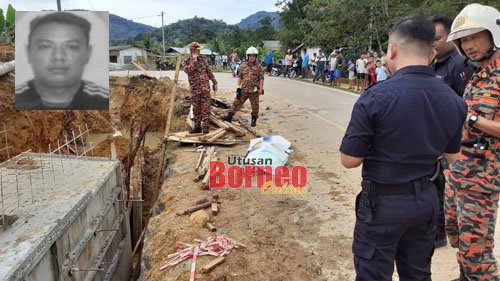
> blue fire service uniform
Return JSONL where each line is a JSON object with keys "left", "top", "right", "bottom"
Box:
{"left": 340, "top": 65, "right": 467, "bottom": 280}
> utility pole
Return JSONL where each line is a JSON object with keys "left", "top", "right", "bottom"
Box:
{"left": 57, "top": 0, "right": 62, "bottom": 11}
{"left": 161, "top": 11, "right": 165, "bottom": 64}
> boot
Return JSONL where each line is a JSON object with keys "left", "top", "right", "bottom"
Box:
{"left": 221, "top": 112, "right": 234, "bottom": 123}
{"left": 189, "top": 126, "right": 201, "bottom": 134}
{"left": 202, "top": 126, "right": 209, "bottom": 134}
{"left": 251, "top": 115, "right": 258, "bottom": 127}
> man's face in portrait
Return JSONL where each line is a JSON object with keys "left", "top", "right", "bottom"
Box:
{"left": 27, "top": 22, "right": 91, "bottom": 88}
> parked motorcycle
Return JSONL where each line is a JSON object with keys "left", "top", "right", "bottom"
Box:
{"left": 271, "top": 63, "right": 285, "bottom": 77}
{"left": 231, "top": 61, "right": 241, "bottom": 78}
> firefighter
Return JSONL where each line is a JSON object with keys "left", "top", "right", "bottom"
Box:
{"left": 221, "top": 46, "right": 264, "bottom": 127}
{"left": 183, "top": 42, "right": 217, "bottom": 134}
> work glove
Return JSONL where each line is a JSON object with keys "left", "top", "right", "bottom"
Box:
{"left": 236, "top": 87, "right": 242, "bottom": 98}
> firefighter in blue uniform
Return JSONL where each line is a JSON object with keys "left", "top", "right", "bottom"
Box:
{"left": 340, "top": 17, "right": 467, "bottom": 280}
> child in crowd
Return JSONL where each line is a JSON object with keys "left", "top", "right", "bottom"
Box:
{"left": 348, "top": 59, "right": 355, "bottom": 89}
{"left": 375, "top": 60, "right": 387, "bottom": 83}
{"left": 367, "top": 61, "right": 376, "bottom": 86}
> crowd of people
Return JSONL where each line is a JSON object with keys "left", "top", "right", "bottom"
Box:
{"left": 262, "top": 47, "right": 391, "bottom": 91}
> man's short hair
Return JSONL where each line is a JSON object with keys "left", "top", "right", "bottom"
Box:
{"left": 303, "top": 48, "right": 307, "bottom": 52}
{"left": 389, "top": 16, "right": 435, "bottom": 57}
{"left": 429, "top": 15, "right": 453, "bottom": 34}
{"left": 29, "top": 12, "right": 91, "bottom": 46}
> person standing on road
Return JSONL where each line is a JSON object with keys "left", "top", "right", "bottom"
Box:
{"left": 340, "top": 16, "right": 467, "bottom": 280}
{"left": 265, "top": 49, "right": 274, "bottom": 75}
{"left": 302, "top": 48, "right": 309, "bottom": 78}
{"left": 183, "top": 42, "right": 218, "bottom": 134}
{"left": 296, "top": 52, "right": 302, "bottom": 77}
{"left": 348, "top": 59, "right": 356, "bottom": 89}
{"left": 221, "top": 47, "right": 264, "bottom": 127}
{"left": 334, "top": 50, "right": 344, "bottom": 87}
{"left": 222, "top": 53, "right": 228, "bottom": 70}
{"left": 356, "top": 52, "right": 367, "bottom": 91}
{"left": 329, "top": 51, "right": 338, "bottom": 86}
{"left": 444, "top": 4, "right": 500, "bottom": 281}
{"left": 313, "top": 49, "right": 326, "bottom": 84}
{"left": 375, "top": 60, "right": 387, "bottom": 83}
{"left": 284, "top": 50, "right": 293, "bottom": 78}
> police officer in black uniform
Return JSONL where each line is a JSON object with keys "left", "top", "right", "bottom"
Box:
{"left": 15, "top": 12, "right": 108, "bottom": 111}
{"left": 430, "top": 15, "right": 476, "bottom": 97}
{"left": 429, "top": 15, "right": 476, "bottom": 249}
{"left": 340, "top": 17, "right": 467, "bottom": 280}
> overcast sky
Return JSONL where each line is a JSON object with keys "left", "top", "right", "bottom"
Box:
{"left": 3, "top": 0, "right": 280, "bottom": 27}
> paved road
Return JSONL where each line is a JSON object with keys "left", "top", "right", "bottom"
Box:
{"left": 110, "top": 70, "right": 492, "bottom": 280}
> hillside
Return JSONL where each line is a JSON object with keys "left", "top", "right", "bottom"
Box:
{"left": 133, "top": 16, "right": 234, "bottom": 47}
{"left": 109, "top": 13, "right": 155, "bottom": 41}
{"left": 237, "top": 11, "right": 279, "bottom": 30}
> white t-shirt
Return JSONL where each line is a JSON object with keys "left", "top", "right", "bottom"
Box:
{"left": 356, "top": 58, "right": 366, "bottom": 74}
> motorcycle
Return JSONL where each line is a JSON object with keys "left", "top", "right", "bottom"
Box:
{"left": 271, "top": 63, "right": 285, "bottom": 77}
{"left": 231, "top": 61, "right": 241, "bottom": 78}
{"left": 287, "top": 60, "right": 300, "bottom": 78}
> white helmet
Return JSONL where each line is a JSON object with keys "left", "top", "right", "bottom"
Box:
{"left": 447, "top": 3, "right": 500, "bottom": 60}
{"left": 246, "top": 46, "right": 258, "bottom": 57}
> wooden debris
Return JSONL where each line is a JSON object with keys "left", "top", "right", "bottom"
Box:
{"left": 236, "top": 117, "right": 261, "bottom": 137}
{"left": 176, "top": 202, "right": 212, "bottom": 216}
{"left": 209, "top": 114, "right": 246, "bottom": 136}
{"left": 196, "top": 198, "right": 209, "bottom": 205}
{"left": 132, "top": 61, "right": 152, "bottom": 77}
{"left": 201, "top": 257, "right": 226, "bottom": 273}
{"left": 205, "top": 222, "right": 217, "bottom": 232}
{"left": 207, "top": 129, "right": 227, "bottom": 142}
{"left": 213, "top": 194, "right": 219, "bottom": 200}
{"left": 166, "top": 135, "right": 237, "bottom": 146}
{"left": 211, "top": 203, "right": 218, "bottom": 216}
{"left": 195, "top": 150, "right": 204, "bottom": 170}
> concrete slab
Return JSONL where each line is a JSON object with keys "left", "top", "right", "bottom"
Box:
{"left": 0, "top": 153, "right": 120, "bottom": 280}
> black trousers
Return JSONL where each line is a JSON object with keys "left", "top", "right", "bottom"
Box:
{"left": 353, "top": 179, "right": 439, "bottom": 281}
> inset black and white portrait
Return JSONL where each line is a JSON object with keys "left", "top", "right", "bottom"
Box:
{"left": 15, "top": 11, "right": 109, "bottom": 110}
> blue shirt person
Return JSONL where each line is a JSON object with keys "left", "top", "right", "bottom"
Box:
{"left": 375, "top": 61, "right": 387, "bottom": 82}
{"left": 339, "top": 16, "right": 466, "bottom": 280}
{"left": 302, "top": 49, "right": 310, "bottom": 78}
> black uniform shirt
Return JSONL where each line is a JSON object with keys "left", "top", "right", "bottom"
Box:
{"left": 15, "top": 80, "right": 109, "bottom": 110}
{"left": 433, "top": 48, "right": 476, "bottom": 97}
{"left": 340, "top": 65, "right": 467, "bottom": 184}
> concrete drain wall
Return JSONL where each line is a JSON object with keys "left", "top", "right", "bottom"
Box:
{"left": 0, "top": 153, "right": 132, "bottom": 281}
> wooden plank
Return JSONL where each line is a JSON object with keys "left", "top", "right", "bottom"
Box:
{"left": 209, "top": 114, "right": 246, "bottom": 136}
{"left": 166, "top": 136, "right": 238, "bottom": 146}
{"left": 201, "top": 257, "right": 226, "bottom": 273}
{"left": 131, "top": 61, "right": 152, "bottom": 77}
{"left": 195, "top": 150, "right": 204, "bottom": 170}
{"left": 163, "top": 55, "right": 183, "bottom": 140}
{"left": 198, "top": 128, "right": 225, "bottom": 141}
{"left": 176, "top": 202, "right": 212, "bottom": 216}
{"left": 206, "top": 129, "right": 227, "bottom": 142}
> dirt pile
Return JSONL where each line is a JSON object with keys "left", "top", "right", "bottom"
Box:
{"left": 0, "top": 43, "right": 182, "bottom": 162}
